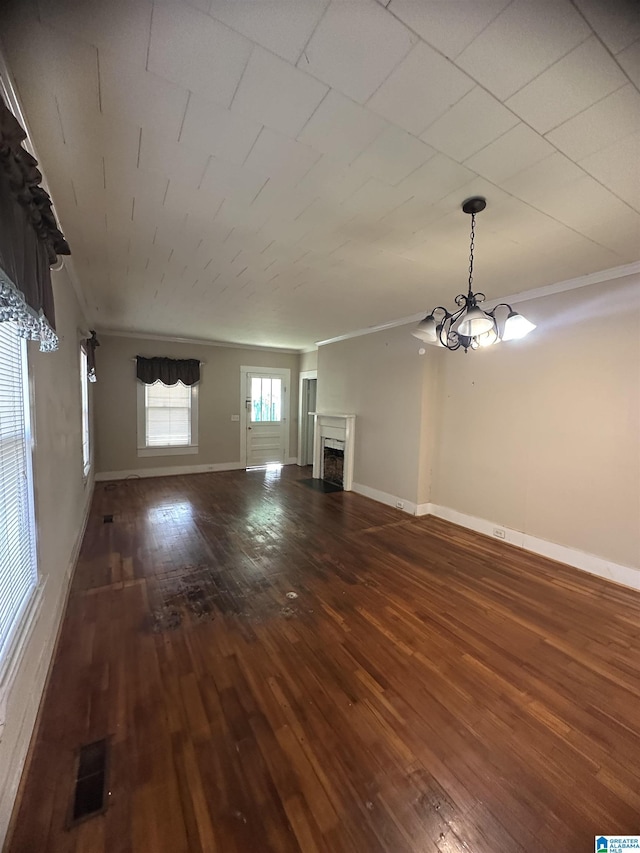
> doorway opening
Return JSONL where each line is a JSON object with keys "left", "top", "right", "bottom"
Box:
{"left": 298, "top": 370, "right": 317, "bottom": 467}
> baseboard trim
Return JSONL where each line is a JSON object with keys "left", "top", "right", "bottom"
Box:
{"left": 352, "top": 482, "right": 417, "bottom": 515}
{"left": 347, "top": 487, "right": 639, "bottom": 592}
{"left": 424, "top": 503, "right": 640, "bottom": 592}
{"left": 95, "top": 462, "right": 245, "bottom": 481}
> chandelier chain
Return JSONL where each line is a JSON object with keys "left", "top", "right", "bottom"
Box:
{"left": 468, "top": 212, "right": 475, "bottom": 294}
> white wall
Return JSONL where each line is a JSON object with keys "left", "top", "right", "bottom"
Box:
{"left": 300, "top": 350, "right": 318, "bottom": 372}
{"left": 316, "top": 274, "right": 640, "bottom": 585}
{"left": 432, "top": 275, "right": 640, "bottom": 574}
{"left": 317, "top": 325, "right": 439, "bottom": 510}
{"left": 0, "top": 268, "right": 94, "bottom": 844}
{"left": 94, "top": 335, "right": 301, "bottom": 477}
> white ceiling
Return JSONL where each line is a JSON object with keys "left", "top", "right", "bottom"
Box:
{"left": 2, "top": 0, "right": 639, "bottom": 349}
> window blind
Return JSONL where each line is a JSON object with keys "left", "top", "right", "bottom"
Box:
{"left": 0, "top": 320, "right": 37, "bottom": 663}
{"left": 145, "top": 381, "right": 191, "bottom": 447}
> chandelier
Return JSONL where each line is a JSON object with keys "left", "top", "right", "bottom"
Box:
{"left": 412, "top": 197, "right": 535, "bottom": 352}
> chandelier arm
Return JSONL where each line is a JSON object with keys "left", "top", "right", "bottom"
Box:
{"left": 487, "top": 302, "right": 513, "bottom": 315}
{"left": 450, "top": 304, "right": 465, "bottom": 322}
{"left": 442, "top": 331, "right": 460, "bottom": 351}
{"left": 430, "top": 306, "right": 452, "bottom": 320}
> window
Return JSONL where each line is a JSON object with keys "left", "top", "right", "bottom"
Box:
{"left": 80, "top": 346, "right": 90, "bottom": 476}
{"left": 0, "top": 321, "right": 37, "bottom": 668}
{"left": 137, "top": 380, "right": 198, "bottom": 457}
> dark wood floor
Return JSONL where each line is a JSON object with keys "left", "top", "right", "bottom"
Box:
{"left": 8, "top": 466, "right": 640, "bottom": 852}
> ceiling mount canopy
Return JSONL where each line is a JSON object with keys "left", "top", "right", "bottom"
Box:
{"left": 412, "top": 197, "right": 536, "bottom": 353}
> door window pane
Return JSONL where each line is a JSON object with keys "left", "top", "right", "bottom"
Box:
{"left": 251, "top": 377, "right": 282, "bottom": 422}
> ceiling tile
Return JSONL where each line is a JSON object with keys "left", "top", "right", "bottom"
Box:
{"left": 456, "top": 0, "right": 591, "bottom": 100}
{"left": 178, "top": 92, "right": 261, "bottom": 165}
{"left": 232, "top": 47, "right": 328, "bottom": 137}
{"left": 506, "top": 37, "right": 627, "bottom": 135}
{"left": 296, "top": 154, "right": 371, "bottom": 203}
{"left": 341, "top": 177, "right": 414, "bottom": 223}
{"left": 395, "top": 152, "right": 475, "bottom": 204}
{"left": 387, "top": 0, "right": 511, "bottom": 59}
{"left": 298, "top": 90, "right": 388, "bottom": 162}
{"left": 545, "top": 84, "right": 640, "bottom": 162}
{"left": 573, "top": 0, "right": 640, "bottom": 55}
{"left": 181, "top": 0, "right": 211, "bottom": 12}
{"left": 616, "top": 39, "right": 640, "bottom": 88}
{"left": 367, "top": 40, "right": 474, "bottom": 135}
{"left": 502, "top": 152, "right": 587, "bottom": 208}
{"left": 472, "top": 195, "right": 567, "bottom": 244}
{"left": 463, "top": 123, "right": 555, "bottom": 184}
{"left": 148, "top": 1, "right": 252, "bottom": 105}
{"left": 243, "top": 127, "right": 322, "bottom": 184}
{"left": 3, "top": 16, "right": 101, "bottom": 123}
{"left": 5, "top": 0, "right": 638, "bottom": 349}
{"left": 208, "top": 0, "right": 329, "bottom": 63}
{"left": 299, "top": 0, "right": 416, "bottom": 104}
{"left": 525, "top": 174, "right": 640, "bottom": 259}
{"left": 351, "top": 125, "right": 436, "bottom": 186}
{"left": 579, "top": 132, "right": 640, "bottom": 212}
{"left": 138, "top": 135, "right": 210, "bottom": 201}
{"left": 198, "top": 156, "right": 270, "bottom": 206}
{"left": 38, "top": 0, "right": 152, "bottom": 68}
{"left": 99, "top": 52, "right": 190, "bottom": 142}
{"left": 421, "top": 86, "right": 519, "bottom": 162}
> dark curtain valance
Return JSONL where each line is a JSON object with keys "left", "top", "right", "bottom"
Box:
{"left": 0, "top": 94, "right": 70, "bottom": 352}
{"left": 86, "top": 330, "right": 99, "bottom": 382}
{"left": 136, "top": 356, "right": 200, "bottom": 386}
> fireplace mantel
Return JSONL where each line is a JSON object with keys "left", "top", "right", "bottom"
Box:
{"left": 311, "top": 413, "right": 356, "bottom": 491}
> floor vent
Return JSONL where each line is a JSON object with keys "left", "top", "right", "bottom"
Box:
{"left": 103, "top": 514, "right": 114, "bottom": 523}
{"left": 71, "top": 738, "right": 109, "bottom": 824}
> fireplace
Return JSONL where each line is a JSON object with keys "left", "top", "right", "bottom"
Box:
{"left": 312, "top": 413, "right": 355, "bottom": 491}
{"left": 323, "top": 439, "right": 345, "bottom": 487}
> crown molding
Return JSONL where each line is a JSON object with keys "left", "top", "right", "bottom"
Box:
{"left": 315, "top": 261, "right": 640, "bottom": 347}
{"left": 96, "top": 328, "right": 303, "bottom": 355}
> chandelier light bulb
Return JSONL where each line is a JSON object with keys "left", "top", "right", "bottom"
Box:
{"left": 502, "top": 311, "right": 537, "bottom": 341}
{"left": 477, "top": 326, "right": 499, "bottom": 347}
{"left": 456, "top": 306, "right": 494, "bottom": 337}
{"left": 411, "top": 315, "right": 437, "bottom": 341}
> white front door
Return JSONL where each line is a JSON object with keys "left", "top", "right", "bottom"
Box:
{"left": 241, "top": 368, "right": 290, "bottom": 467}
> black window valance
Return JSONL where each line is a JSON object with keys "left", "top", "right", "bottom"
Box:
{"left": 0, "top": 94, "right": 70, "bottom": 352}
{"left": 136, "top": 356, "right": 200, "bottom": 386}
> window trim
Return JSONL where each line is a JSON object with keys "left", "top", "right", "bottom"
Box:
{"left": 136, "top": 380, "right": 199, "bottom": 457}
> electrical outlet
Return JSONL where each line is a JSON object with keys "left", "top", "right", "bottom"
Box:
{"left": 493, "top": 528, "right": 506, "bottom": 539}
{"left": 395, "top": 501, "right": 404, "bottom": 510}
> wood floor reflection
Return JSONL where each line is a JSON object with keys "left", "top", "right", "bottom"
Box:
{"left": 8, "top": 465, "right": 640, "bottom": 852}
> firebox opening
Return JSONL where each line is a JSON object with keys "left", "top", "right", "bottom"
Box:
{"left": 323, "top": 439, "right": 345, "bottom": 489}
